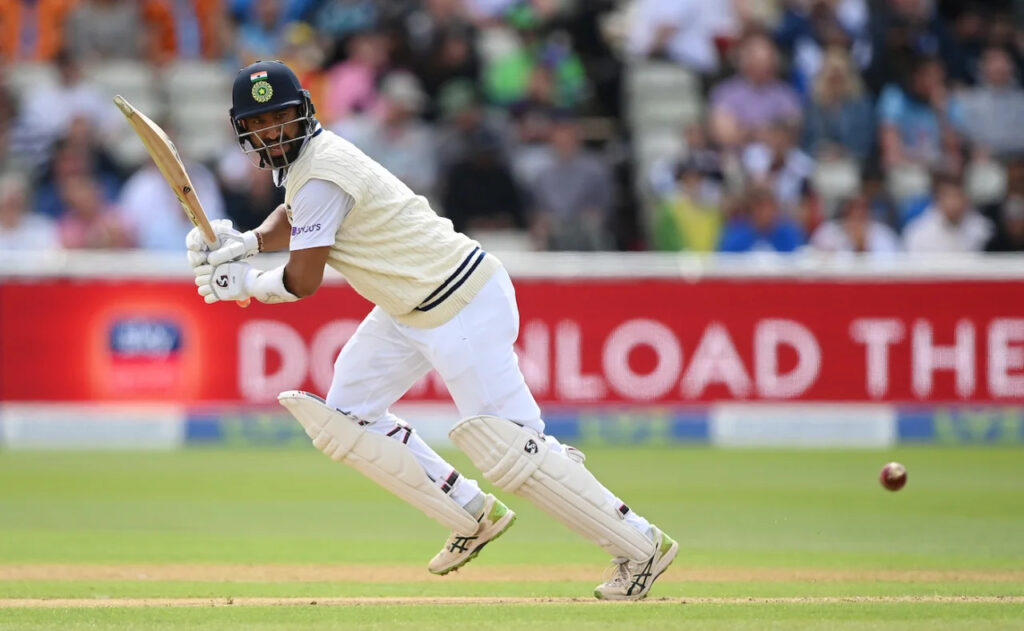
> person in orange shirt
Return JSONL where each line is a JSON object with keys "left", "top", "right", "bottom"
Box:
{"left": 0, "top": 0, "right": 79, "bottom": 62}
{"left": 141, "top": 0, "right": 228, "bottom": 63}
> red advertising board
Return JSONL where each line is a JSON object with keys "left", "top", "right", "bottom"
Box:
{"left": 2, "top": 277, "right": 1023, "bottom": 404}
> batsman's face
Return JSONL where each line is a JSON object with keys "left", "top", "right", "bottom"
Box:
{"left": 240, "top": 106, "right": 303, "bottom": 168}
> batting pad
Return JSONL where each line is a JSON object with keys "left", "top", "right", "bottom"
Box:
{"left": 450, "top": 415, "right": 656, "bottom": 561}
{"left": 279, "top": 391, "right": 479, "bottom": 535}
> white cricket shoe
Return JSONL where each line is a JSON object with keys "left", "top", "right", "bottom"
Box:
{"left": 428, "top": 494, "right": 516, "bottom": 575}
{"left": 593, "top": 526, "right": 678, "bottom": 601}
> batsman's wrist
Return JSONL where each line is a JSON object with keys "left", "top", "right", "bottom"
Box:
{"left": 242, "top": 230, "right": 261, "bottom": 256}
{"left": 248, "top": 265, "right": 299, "bottom": 304}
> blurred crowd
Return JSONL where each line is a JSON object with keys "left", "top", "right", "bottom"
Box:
{"left": 0, "top": 0, "right": 1023, "bottom": 256}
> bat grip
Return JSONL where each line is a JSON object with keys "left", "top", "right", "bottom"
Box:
{"left": 205, "top": 233, "right": 251, "bottom": 309}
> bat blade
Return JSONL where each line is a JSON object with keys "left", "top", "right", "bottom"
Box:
{"left": 115, "top": 94, "right": 250, "bottom": 307}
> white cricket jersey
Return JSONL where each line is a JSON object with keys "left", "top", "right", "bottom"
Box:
{"left": 282, "top": 129, "right": 500, "bottom": 328}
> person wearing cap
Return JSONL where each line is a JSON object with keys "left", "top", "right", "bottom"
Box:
{"left": 182, "top": 60, "right": 678, "bottom": 601}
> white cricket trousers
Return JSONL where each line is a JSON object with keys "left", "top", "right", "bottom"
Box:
{"left": 325, "top": 266, "right": 543, "bottom": 507}
{"left": 325, "top": 265, "right": 652, "bottom": 541}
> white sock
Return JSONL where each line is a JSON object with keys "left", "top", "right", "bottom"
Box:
{"left": 364, "top": 412, "right": 483, "bottom": 509}
{"left": 462, "top": 492, "right": 486, "bottom": 519}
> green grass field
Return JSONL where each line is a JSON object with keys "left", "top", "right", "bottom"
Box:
{"left": 1, "top": 446, "right": 1022, "bottom": 629}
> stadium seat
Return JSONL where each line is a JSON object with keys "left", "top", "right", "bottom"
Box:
{"left": 83, "top": 60, "right": 158, "bottom": 114}
{"left": 3, "top": 62, "right": 59, "bottom": 106}
{"left": 162, "top": 61, "right": 233, "bottom": 97}
{"left": 812, "top": 158, "right": 861, "bottom": 213}
{"left": 625, "top": 61, "right": 699, "bottom": 100}
{"left": 964, "top": 159, "right": 1008, "bottom": 206}
{"left": 886, "top": 164, "right": 931, "bottom": 203}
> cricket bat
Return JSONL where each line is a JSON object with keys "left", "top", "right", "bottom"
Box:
{"left": 113, "top": 95, "right": 249, "bottom": 307}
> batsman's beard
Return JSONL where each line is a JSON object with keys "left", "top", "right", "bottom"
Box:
{"left": 256, "top": 134, "right": 304, "bottom": 169}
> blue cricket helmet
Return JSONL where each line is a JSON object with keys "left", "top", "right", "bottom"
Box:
{"left": 229, "top": 60, "right": 317, "bottom": 169}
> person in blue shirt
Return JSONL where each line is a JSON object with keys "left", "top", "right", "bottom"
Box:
{"left": 717, "top": 185, "right": 805, "bottom": 253}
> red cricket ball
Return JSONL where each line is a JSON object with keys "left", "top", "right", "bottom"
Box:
{"left": 879, "top": 462, "right": 907, "bottom": 491}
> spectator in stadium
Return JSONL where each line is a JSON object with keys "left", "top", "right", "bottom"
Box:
{"left": 333, "top": 71, "right": 439, "bottom": 199}
{"left": 943, "top": 3, "right": 989, "bottom": 86}
{"left": 482, "top": 8, "right": 587, "bottom": 110}
{"left": 278, "top": 21, "right": 328, "bottom": 106}
{"left": 877, "top": 55, "right": 965, "bottom": 172}
{"left": 441, "top": 127, "right": 526, "bottom": 236}
{"left": 983, "top": 7, "right": 1024, "bottom": 84}
{"left": 397, "top": 0, "right": 475, "bottom": 62}
{"left": 65, "top": 0, "right": 159, "bottom": 62}
{"left": 986, "top": 195, "right": 1024, "bottom": 252}
{"left": 802, "top": 48, "right": 875, "bottom": 162}
{"left": 860, "top": 162, "right": 899, "bottom": 227}
{"left": 773, "top": 0, "right": 858, "bottom": 96}
{"left": 649, "top": 122, "right": 726, "bottom": 199}
{"left": 528, "top": 114, "right": 615, "bottom": 251}
{"left": 14, "top": 50, "right": 116, "bottom": 171}
{"left": 862, "top": 0, "right": 956, "bottom": 94}
{"left": 808, "top": 193, "right": 901, "bottom": 255}
{"left": 306, "top": 0, "right": 380, "bottom": 43}
{"left": 229, "top": 0, "right": 318, "bottom": 24}
{"left": 394, "top": 0, "right": 480, "bottom": 106}
{"left": 717, "top": 185, "right": 805, "bottom": 253}
{"left": 119, "top": 122, "right": 226, "bottom": 250}
{"left": 0, "top": 172, "right": 60, "bottom": 250}
{"left": 902, "top": 172, "right": 993, "bottom": 252}
{"left": 0, "top": 82, "right": 18, "bottom": 174}
{"left": 435, "top": 80, "right": 510, "bottom": 174}
{"left": 321, "top": 28, "right": 392, "bottom": 124}
{"left": 0, "top": 0, "right": 78, "bottom": 62}
{"left": 215, "top": 149, "right": 284, "bottom": 232}
{"left": 142, "top": 0, "right": 231, "bottom": 62}
{"left": 33, "top": 122, "right": 122, "bottom": 219}
{"left": 56, "top": 174, "right": 134, "bottom": 249}
{"left": 709, "top": 32, "right": 802, "bottom": 150}
{"left": 961, "top": 45, "right": 1024, "bottom": 160}
{"left": 235, "top": 0, "right": 292, "bottom": 64}
{"left": 742, "top": 118, "right": 815, "bottom": 211}
{"left": 651, "top": 155, "right": 723, "bottom": 252}
{"left": 626, "top": 0, "right": 736, "bottom": 76}
{"left": 507, "top": 99, "right": 555, "bottom": 192}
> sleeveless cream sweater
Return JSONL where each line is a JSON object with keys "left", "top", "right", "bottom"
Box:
{"left": 283, "top": 129, "right": 499, "bottom": 328}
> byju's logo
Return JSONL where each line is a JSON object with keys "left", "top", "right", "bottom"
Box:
{"left": 291, "top": 223, "right": 322, "bottom": 237}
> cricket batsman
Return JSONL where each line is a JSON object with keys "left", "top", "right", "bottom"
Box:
{"left": 187, "top": 60, "right": 677, "bottom": 600}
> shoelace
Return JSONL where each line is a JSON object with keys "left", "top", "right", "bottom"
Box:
{"left": 602, "top": 557, "right": 632, "bottom": 587}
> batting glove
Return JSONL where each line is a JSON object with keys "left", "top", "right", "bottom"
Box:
{"left": 194, "top": 261, "right": 257, "bottom": 304}
{"left": 185, "top": 219, "right": 258, "bottom": 268}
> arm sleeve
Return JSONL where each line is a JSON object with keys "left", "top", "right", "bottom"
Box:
{"left": 288, "top": 178, "right": 354, "bottom": 251}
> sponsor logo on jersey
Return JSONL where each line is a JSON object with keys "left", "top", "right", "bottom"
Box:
{"left": 291, "top": 223, "right": 322, "bottom": 237}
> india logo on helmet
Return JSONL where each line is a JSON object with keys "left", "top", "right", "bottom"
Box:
{"left": 251, "top": 81, "right": 273, "bottom": 103}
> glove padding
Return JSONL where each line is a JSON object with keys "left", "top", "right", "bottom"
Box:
{"left": 208, "top": 229, "right": 260, "bottom": 266}
{"left": 194, "top": 262, "right": 256, "bottom": 304}
{"left": 185, "top": 219, "right": 258, "bottom": 268}
{"left": 194, "top": 262, "right": 299, "bottom": 305}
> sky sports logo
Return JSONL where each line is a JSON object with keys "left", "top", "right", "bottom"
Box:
{"left": 291, "top": 223, "right": 322, "bottom": 237}
{"left": 108, "top": 319, "right": 182, "bottom": 357}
